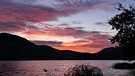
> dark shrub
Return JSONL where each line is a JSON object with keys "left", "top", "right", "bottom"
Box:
{"left": 64, "top": 64, "right": 103, "bottom": 76}
{"left": 112, "top": 62, "right": 135, "bottom": 69}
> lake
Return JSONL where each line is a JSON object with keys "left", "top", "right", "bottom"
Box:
{"left": 0, "top": 60, "right": 134, "bottom": 76}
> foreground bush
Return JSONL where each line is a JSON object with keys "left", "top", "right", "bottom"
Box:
{"left": 112, "top": 62, "right": 135, "bottom": 69}
{"left": 64, "top": 64, "right": 103, "bottom": 76}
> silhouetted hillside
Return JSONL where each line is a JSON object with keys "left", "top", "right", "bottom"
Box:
{"left": 93, "top": 47, "right": 125, "bottom": 60}
{"left": 0, "top": 33, "right": 130, "bottom": 60}
{"left": 0, "top": 33, "right": 93, "bottom": 60}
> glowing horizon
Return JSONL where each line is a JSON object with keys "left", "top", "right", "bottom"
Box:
{"left": 0, "top": 0, "right": 133, "bottom": 53}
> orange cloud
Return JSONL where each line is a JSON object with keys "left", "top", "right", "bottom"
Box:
{"left": 53, "top": 44, "right": 102, "bottom": 53}
{"left": 61, "top": 40, "right": 92, "bottom": 46}
{"left": 20, "top": 26, "right": 114, "bottom": 53}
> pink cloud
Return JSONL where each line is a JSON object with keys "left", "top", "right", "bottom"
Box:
{"left": 0, "top": 2, "right": 60, "bottom": 22}
{"left": 0, "top": 0, "right": 116, "bottom": 53}
{"left": 0, "top": 1, "right": 79, "bottom": 33}
{"left": 21, "top": 26, "right": 114, "bottom": 53}
{"left": 0, "top": 0, "right": 115, "bottom": 33}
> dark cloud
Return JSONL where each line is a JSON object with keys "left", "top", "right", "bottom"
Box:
{"left": 95, "top": 22, "right": 107, "bottom": 26}
{"left": 0, "top": 0, "right": 10, "bottom": 2}
{"left": 32, "top": 40, "right": 63, "bottom": 46}
{"left": 0, "top": 2, "right": 61, "bottom": 22}
{"left": 72, "top": 21, "right": 82, "bottom": 24}
{"left": 56, "top": 0, "right": 113, "bottom": 11}
{"left": 13, "top": 0, "right": 38, "bottom": 4}
{"left": 57, "top": 0, "right": 108, "bottom": 6}
{"left": 74, "top": 27, "right": 84, "bottom": 30}
{"left": 58, "top": 23, "right": 69, "bottom": 26}
{"left": 0, "top": 21, "right": 41, "bottom": 34}
{"left": 0, "top": 21, "right": 25, "bottom": 32}
{"left": 0, "top": 0, "right": 38, "bottom": 5}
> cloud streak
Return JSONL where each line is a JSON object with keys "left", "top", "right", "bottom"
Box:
{"left": 0, "top": 21, "right": 25, "bottom": 32}
{"left": 32, "top": 40, "right": 63, "bottom": 46}
{"left": 55, "top": 0, "right": 114, "bottom": 12}
{"left": 0, "top": 2, "right": 60, "bottom": 22}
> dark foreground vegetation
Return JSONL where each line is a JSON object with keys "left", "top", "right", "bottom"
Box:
{"left": 108, "top": 3, "right": 135, "bottom": 60}
{"left": 112, "top": 62, "right": 135, "bottom": 69}
{"left": 64, "top": 64, "right": 103, "bottom": 76}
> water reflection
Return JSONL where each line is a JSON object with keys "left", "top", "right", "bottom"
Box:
{"left": 0, "top": 61, "right": 133, "bottom": 76}
{"left": 125, "top": 69, "right": 135, "bottom": 76}
{"left": 0, "top": 62, "right": 38, "bottom": 76}
{"left": 0, "top": 63, "right": 22, "bottom": 76}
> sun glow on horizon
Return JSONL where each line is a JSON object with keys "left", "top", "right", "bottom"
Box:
{"left": 0, "top": 0, "right": 132, "bottom": 53}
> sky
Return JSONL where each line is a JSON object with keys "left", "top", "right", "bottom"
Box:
{"left": 0, "top": 0, "right": 134, "bottom": 53}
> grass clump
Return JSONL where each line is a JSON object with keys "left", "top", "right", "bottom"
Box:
{"left": 64, "top": 64, "right": 103, "bottom": 76}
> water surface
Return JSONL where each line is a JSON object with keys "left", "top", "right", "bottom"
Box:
{"left": 0, "top": 60, "right": 134, "bottom": 76}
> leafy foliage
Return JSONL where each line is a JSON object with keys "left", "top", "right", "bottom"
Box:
{"left": 108, "top": 3, "right": 135, "bottom": 47}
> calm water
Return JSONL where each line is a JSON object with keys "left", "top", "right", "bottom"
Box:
{"left": 0, "top": 60, "right": 134, "bottom": 76}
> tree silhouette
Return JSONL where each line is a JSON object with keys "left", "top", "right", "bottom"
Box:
{"left": 108, "top": 3, "right": 135, "bottom": 59}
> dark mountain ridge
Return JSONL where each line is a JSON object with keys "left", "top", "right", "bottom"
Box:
{"left": 0, "top": 33, "right": 93, "bottom": 60}
{"left": 0, "top": 33, "right": 127, "bottom": 60}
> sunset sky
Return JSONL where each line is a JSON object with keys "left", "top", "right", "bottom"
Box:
{"left": 0, "top": 0, "right": 134, "bottom": 53}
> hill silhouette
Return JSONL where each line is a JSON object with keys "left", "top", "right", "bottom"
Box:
{"left": 0, "top": 33, "right": 128, "bottom": 60}
{"left": 0, "top": 33, "right": 93, "bottom": 60}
